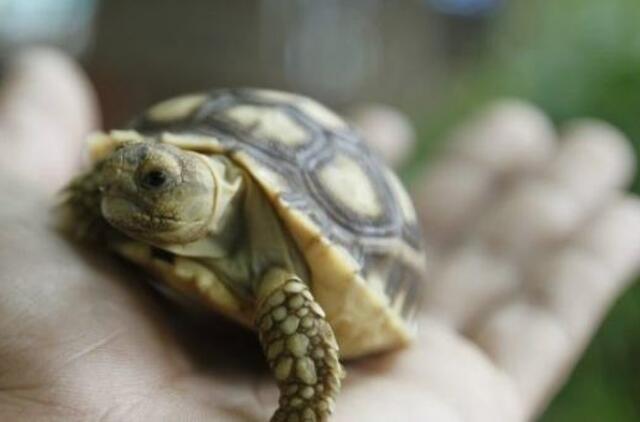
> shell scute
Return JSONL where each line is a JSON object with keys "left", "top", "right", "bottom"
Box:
{"left": 131, "top": 88, "right": 426, "bottom": 357}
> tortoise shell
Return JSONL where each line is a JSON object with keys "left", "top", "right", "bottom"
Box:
{"left": 116, "top": 89, "right": 426, "bottom": 358}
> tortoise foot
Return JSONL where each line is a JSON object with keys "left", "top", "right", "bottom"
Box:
{"left": 256, "top": 269, "right": 344, "bottom": 422}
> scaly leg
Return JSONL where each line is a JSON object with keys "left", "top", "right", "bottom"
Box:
{"left": 58, "top": 167, "right": 110, "bottom": 240}
{"left": 256, "top": 268, "right": 344, "bottom": 422}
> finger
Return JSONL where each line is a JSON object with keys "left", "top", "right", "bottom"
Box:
{"left": 423, "top": 120, "right": 636, "bottom": 328}
{"left": 423, "top": 240, "right": 519, "bottom": 328}
{"left": 545, "top": 120, "right": 635, "bottom": 210}
{"left": 470, "top": 197, "right": 640, "bottom": 418}
{"left": 448, "top": 100, "right": 556, "bottom": 174}
{"left": 477, "top": 120, "right": 635, "bottom": 257}
{"left": 346, "top": 104, "right": 416, "bottom": 168}
{"left": 527, "top": 197, "right": 640, "bottom": 344}
{"left": 0, "top": 48, "right": 98, "bottom": 192}
{"left": 414, "top": 99, "right": 555, "bottom": 248}
{"left": 467, "top": 300, "right": 568, "bottom": 420}
{"left": 419, "top": 100, "right": 554, "bottom": 325}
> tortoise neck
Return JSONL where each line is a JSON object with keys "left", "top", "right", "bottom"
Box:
{"left": 203, "top": 154, "right": 247, "bottom": 250}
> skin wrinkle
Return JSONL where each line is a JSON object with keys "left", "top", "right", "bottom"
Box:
{"left": 53, "top": 334, "right": 200, "bottom": 419}
{"left": 210, "top": 379, "right": 268, "bottom": 422}
{"left": 131, "top": 372, "right": 268, "bottom": 422}
{"left": 111, "top": 370, "right": 196, "bottom": 417}
{"left": 2, "top": 207, "right": 195, "bottom": 416}
{"left": 96, "top": 392, "right": 155, "bottom": 422}
{"left": 54, "top": 330, "right": 124, "bottom": 371}
{"left": 99, "top": 397, "right": 162, "bottom": 422}
{"left": 0, "top": 383, "right": 87, "bottom": 421}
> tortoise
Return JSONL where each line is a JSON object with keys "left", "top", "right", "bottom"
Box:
{"left": 62, "top": 89, "right": 426, "bottom": 421}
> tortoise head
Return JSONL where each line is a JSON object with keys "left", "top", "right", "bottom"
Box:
{"left": 99, "top": 142, "right": 216, "bottom": 245}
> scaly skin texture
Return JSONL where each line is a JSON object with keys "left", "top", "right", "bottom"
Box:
{"left": 256, "top": 275, "right": 344, "bottom": 422}
{"left": 60, "top": 165, "right": 110, "bottom": 240}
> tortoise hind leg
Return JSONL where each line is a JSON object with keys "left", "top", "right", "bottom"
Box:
{"left": 256, "top": 268, "right": 344, "bottom": 422}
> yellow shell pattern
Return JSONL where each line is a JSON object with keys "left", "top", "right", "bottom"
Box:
{"left": 125, "top": 89, "right": 426, "bottom": 358}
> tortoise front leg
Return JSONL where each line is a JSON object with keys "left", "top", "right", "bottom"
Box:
{"left": 256, "top": 268, "right": 344, "bottom": 422}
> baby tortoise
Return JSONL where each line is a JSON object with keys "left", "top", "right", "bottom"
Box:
{"left": 62, "top": 89, "right": 426, "bottom": 421}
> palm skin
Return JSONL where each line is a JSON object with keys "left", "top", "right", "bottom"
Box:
{"left": 1, "top": 50, "right": 639, "bottom": 422}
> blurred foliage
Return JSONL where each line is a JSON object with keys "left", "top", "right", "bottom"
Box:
{"left": 496, "top": 0, "right": 640, "bottom": 193}
{"left": 407, "top": 1, "right": 640, "bottom": 420}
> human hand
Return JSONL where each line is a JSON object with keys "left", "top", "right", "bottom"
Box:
{"left": 362, "top": 100, "right": 640, "bottom": 421}
{"left": 1, "top": 49, "right": 639, "bottom": 422}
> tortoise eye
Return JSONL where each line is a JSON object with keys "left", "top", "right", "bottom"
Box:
{"left": 140, "top": 169, "right": 168, "bottom": 190}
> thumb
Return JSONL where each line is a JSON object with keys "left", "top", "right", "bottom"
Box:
{"left": 0, "top": 48, "right": 98, "bottom": 192}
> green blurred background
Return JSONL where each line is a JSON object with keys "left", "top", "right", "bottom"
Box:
{"left": 415, "top": 2, "right": 640, "bottom": 419}
{"left": 1, "top": 0, "right": 638, "bottom": 419}
{"left": 453, "top": 2, "right": 640, "bottom": 420}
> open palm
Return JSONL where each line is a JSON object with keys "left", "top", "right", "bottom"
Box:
{"left": 1, "top": 50, "right": 639, "bottom": 422}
